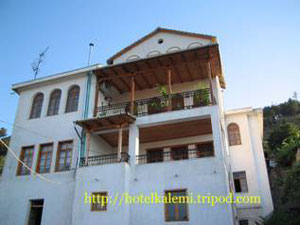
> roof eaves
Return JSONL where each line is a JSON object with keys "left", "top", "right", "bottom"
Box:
{"left": 12, "top": 64, "right": 102, "bottom": 94}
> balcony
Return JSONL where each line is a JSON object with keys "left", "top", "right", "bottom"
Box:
{"left": 95, "top": 89, "right": 212, "bottom": 118}
{"left": 80, "top": 152, "right": 130, "bottom": 167}
{"left": 137, "top": 142, "right": 214, "bottom": 164}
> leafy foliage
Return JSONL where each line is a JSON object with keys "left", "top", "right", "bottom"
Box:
{"left": 276, "top": 133, "right": 300, "bottom": 167}
{"left": 0, "top": 128, "right": 8, "bottom": 175}
{"left": 267, "top": 123, "right": 299, "bottom": 153}
{"left": 263, "top": 96, "right": 300, "bottom": 225}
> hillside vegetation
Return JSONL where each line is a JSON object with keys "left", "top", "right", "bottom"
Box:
{"left": 263, "top": 96, "right": 300, "bottom": 225}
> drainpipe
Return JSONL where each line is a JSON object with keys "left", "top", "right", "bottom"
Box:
{"left": 78, "top": 70, "right": 93, "bottom": 165}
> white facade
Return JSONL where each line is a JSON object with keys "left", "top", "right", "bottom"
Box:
{"left": 0, "top": 28, "right": 273, "bottom": 225}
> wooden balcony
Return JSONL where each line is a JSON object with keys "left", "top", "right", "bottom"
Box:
{"left": 95, "top": 89, "right": 212, "bottom": 118}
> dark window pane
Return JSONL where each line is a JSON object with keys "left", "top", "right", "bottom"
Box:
{"left": 30, "top": 93, "right": 44, "bottom": 119}
{"left": 66, "top": 86, "right": 80, "bottom": 113}
{"left": 239, "top": 219, "right": 249, "bottom": 225}
{"left": 233, "top": 171, "right": 248, "bottom": 193}
{"left": 171, "top": 146, "right": 188, "bottom": 160}
{"left": 147, "top": 148, "right": 163, "bottom": 163}
{"left": 47, "top": 90, "right": 61, "bottom": 116}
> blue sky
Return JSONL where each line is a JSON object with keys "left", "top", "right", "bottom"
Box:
{"left": 0, "top": 0, "right": 299, "bottom": 134}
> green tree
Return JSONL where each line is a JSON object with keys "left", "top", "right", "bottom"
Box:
{"left": 280, "top": 99, "right": 300, "bottom": 117}
{"left": 267, "top": 123, "right": 299, "bottom": 152}
{"left": 0, "top": 127, "right": 8, "bottom": 175}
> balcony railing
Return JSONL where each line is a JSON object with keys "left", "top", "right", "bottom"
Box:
{"left": 136, "top": 144, "right": 214, "bottom": 165}
{"left": 80, "top": 152, "right": 130, "bottom": 167}
{"left": 95, "top": 89, "right": 212, "bottom": 117}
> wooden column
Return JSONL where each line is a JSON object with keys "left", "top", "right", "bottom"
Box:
{"left": 167, "top": 69, "right": 172, "bottom": 111}
{"left": 93, "top": 79, "right": 100, "bottom": 117}
{"left": 85, "top": 131, "right": 91, "bottom": 166}
{"left": 130, "top": 76, "right": 135, "bottom": 114}
{"left": 117, "top": 125, "right": 123, "bottom": 161}
{"left": 207, "top": 59, "right": 215, "bottom": 105}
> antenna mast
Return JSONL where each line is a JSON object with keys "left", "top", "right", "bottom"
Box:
{"left": 31, "top": 47, "right": 49, "bottom": 79}
{"left": 87, "top": 43, "right": 94, "bottom": 66}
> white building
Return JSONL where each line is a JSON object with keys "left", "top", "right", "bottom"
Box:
{"left": 0, "top": 28, "right": 273, "bottom": 225}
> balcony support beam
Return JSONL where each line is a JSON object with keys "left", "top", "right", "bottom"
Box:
{"left": 128, "top": 124, "right": 139, "bottom": 165}
{"left": 130, "top": 76, "right": 135, "bottom": 114}
{"left": 117, "top": 124, "right": 124, "bottom": 161}
{"left": 85, "top": 130, "right": 91, "bottom": 166}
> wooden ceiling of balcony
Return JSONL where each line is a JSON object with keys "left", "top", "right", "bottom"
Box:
{"left": 75, "top": 113, "right": 136, "bottom": 132}
{"left": 94, "top": 44, "right": 225, "bottom": 94}
{"left": 99, "top": 118, "right": 212, "bottom": 147}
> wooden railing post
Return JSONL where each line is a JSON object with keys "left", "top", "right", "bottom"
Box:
{"left": 167, "top": 69, "right": 172, "bottom": 111}
{"left": 207, "top": 59, "right": 215, "bottom": 105}
{"left": 130, "top": 76, "right": 135, "bottom": 114}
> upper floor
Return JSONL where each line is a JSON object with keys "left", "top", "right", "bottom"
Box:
{"left": 11, "top": 28, "right": 225, "bottom": 125}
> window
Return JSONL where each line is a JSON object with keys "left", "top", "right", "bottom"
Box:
{"left": 227, "top": 123, "right": 241, "bottom": 146}
{"left": 55, "top": 141, "right": 73, "bottom": 172}
{"left": 47, "top": 89, "right": 61, "bottom": 116}
{"left": 165, "top": 190, "right": 188, "bottom": 222}
{"left": 65, "top": 85, "right": 80, "bottom": 113}
{"left": 239, "top": 219, "right": 249, "bottom": 225}
{"left": 91, "top": 192, "right": 108, "bottom": 211}
{"left": 146, "top": 148, "right": 163, "bottom": 163}
{"left": 233, "top": 171, "right": 248, "bottom": 193}
{"left": 171, "top": 146, "right": 188, "bottom": 160}
{"left": 36, "top": 144, "right": 53, "bottom": 174}
{"left": 27, "top": 199, "right": 44, "bottom": 225}
{"left": 30, "top": 93, "right": 44, "bottom": 119}
{"left": 196, "top": 142, "right": 214, "bottom": 157}
{"left": 17, "top": 146, "right": 34, "bottom": 176}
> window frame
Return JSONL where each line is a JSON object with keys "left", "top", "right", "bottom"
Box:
{"left": 164, "top": 189, "right": 189, "bottom": 222}
{"left": 17, "top": 146, "right": 34, "bottom": 176}
{"left": 47, "top": 89, "right": 61, "bottom": 116}
{"left": 233, "top": 171, "right": 248, "bottom": 193}
{"left": 65, "top": 85, "right": 80, "bottom": 113}
{"left": 29, "top": 93, "right": 44, "bottom": 119}
{"left": 227, "top": 123, "right": 242, "bottom": 146}
{"left": 36, "top": 143, "right": 53, "bottom": 174}
{"left": 55, "top": 140, "right": 73, "bottom": 172}
{"left": 91, "top": 192, "right": 108, "bottom": 212}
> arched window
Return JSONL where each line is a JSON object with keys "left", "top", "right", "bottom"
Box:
{"left": 227, "top": 123, "right": 242, "bottom": 146}
{"left": 47, "top": 89, "right": 61, "bottom": 116}
{"left": 65, "top": 85, "right": 80, "bottom": 113}
{"left": 30, "top": 93, "right": 44, "bottom": 119}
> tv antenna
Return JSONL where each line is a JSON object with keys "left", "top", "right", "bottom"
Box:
{"left": 31, "top": 47, "right": 49, "bottom": 79}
